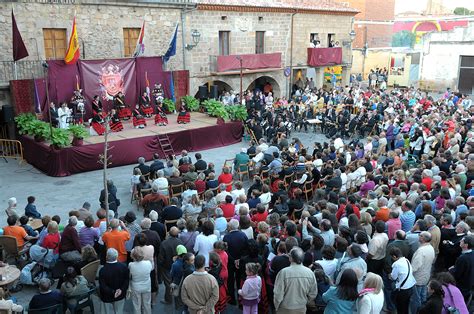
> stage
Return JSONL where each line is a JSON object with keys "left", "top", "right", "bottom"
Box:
{"left": 20, "top": 112, "right": 244, "bottom": 177}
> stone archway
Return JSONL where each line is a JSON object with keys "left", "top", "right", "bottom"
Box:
{"left": 246, "top": 75, "right": 281, "bottom": 97}
{"left": 193, "top": 80, "right": 235, "bottom": 99}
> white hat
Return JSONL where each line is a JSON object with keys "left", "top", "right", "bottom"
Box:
{"left": 8, "top": 197, "right": 16, "bottom": 207}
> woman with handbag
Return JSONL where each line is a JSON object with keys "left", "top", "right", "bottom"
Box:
{"left": 435, "top": 272, "right": 469, "bottom": 314}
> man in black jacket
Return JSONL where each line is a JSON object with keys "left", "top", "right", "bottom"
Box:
{"left": 158, "top": 227, "right": 183, "bottom": 304}
{"left": 449, "top": 235, "right": 474, "bottom": 302}
{"left": 99, "top": 248, "right": 130, "bottom": 313}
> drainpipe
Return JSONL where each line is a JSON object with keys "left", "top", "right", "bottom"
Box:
{"left": 288, "top": 10, "right": 297, "bottom": 99}
{"left": 181, "top": 4, "right": 198, "bottom": 71}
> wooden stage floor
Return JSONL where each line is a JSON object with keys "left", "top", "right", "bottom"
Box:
{"left": 83, "top": 112, "right": 218, "bottom": 145}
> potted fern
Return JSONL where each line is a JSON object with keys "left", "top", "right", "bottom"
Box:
{"left": 182, "top": 95, "right": 200, "bottom": 112}
{"left": 50, "top": 127, "right": 70, "bottom": 150}
{"left": 31, "top": 120, "right": 51, "bottom": 142}
{"left": 214, "top": 105, "right": 229, "bottom": 125}
{"left": 68, "top": 124, "right": 88, "bottom": 146}
{"left": 14, "top": 113, "right": 37, "bottom": 135}
{"left": 163, "top": 98, "right": 176, "bottom": 114}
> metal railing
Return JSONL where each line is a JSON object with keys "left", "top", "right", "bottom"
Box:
{"left": 0, "top": 60, "right": 44, "bottom": 84}
{"left": 0, "top": 139, "right": 24, "bottom": 165}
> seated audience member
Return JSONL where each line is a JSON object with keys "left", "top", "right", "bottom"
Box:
{"left": 24, "top": 196, "right": 42, "bottom": 218}
{"left": 19, "top": 215, "right": 39, "bottom": 237}
{"left": 0, "top": 287, "right": 23, "bottom": 313}
{"left": 28, "top": 278, "right": 63, "bottom": 311}
{"left": 3, "top": 216, "right": 37, "bottom": 248}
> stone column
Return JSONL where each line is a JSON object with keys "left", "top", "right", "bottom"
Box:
{"left": 342, "top": 66, "right": 351, "bottom": 87}
{"left": 315, "top": 67, "right": 324, "bottom": 89}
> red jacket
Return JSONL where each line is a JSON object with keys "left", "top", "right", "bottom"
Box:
{"left": 336, "top": 204, "right": 361, "bottom": 221}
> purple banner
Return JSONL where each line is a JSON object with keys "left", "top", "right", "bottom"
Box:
{"left": 217, "top": 53, "right": 282, "bottom": 72}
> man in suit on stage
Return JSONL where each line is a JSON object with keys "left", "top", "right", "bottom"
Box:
{"left": 49, "top": 102, "right": 59, "bottom": 128}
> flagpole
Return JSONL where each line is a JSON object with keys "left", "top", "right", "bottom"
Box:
{"left": 14, "top": 61, "right": 18, "bottom": 80}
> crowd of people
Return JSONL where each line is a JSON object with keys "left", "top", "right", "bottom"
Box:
{"left": 2, "top": 83, "right": 474, "bottom": 314}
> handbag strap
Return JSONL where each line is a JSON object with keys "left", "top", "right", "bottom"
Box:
{"left": 399, "top": 259, "right": 411, "bottom": 289}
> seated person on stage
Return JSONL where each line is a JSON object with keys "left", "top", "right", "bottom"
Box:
{"left": 154, "top": 105, "right": 168, "bottom": 126}
{"left": 140, "top": 92, "right": 154, "bottom": 118}
{"left": 177, "top": 102, "right": 190, "bottom": 124}
{"left": 91, "top": 95, "right": 103, "bottom": 115}
{"left": 114, "top": 91, "right": 131, "bottom": 120}
{"left": 58, "top": 102, "right": 72, "bottom": 129}
{"left": 133, "top": 104, "right": 147, "bottom": 129}
{"left": 109, "top": 108, "right": 124, "bottom": 132}
{"left": 49, "top": 102, "right": 59, "bottom": 128}
{"left": 91, "top": 110, "right": 106, "bottom": 135}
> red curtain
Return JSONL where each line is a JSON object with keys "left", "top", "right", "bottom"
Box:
{"left": 173, "top": 70, "right": 189, "bottom": 101}
{"left": 307, "top": 48, "right": 342, "bottom": 67}
{"left": 217, "top": 53, "right": 281, "bottom": 72}
{"left": 10, "top": 80, "right": 33, "bottom": 114}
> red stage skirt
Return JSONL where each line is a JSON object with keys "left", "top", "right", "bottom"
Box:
{"left": 118, "top": 107, "right": 132, "bottom": 119}
{"left": 141, "top": 106, "right": 154, "bottom": 116}
{"left": 177, "top": 112, "right": 191, "bottom": 123}
{"left": 92, "top": 122, "right": 105, "bottom": 135}
{"left": 133, "top": 117, "right": 147, "bottom": 127}
{"left": 154, "top": 114, "right": 168, "bottom": 125}
{"left": 110, "top": 121, "right": 123, "bottom": 132}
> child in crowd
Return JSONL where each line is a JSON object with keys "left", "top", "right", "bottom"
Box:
{"left": 238, "top": 262, "right": 262, "bottom": 314}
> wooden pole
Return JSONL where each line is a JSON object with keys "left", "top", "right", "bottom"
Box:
{"left": 102, "top": 116, "right": 111, "bottom": 227}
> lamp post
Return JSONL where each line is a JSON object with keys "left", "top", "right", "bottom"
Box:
{"left": 236, "top": 56, "right": 243, "bottom": 105}
{"left": 185, "top": 29, "right": 201, "bottom": 51}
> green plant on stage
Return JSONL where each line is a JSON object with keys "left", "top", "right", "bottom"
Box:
{"left": 163, "top": 98, "right": 176, "bottom": 112}
{"left": 14, "top": 113, "right": 37, "bottom": 135}
{"left": 182, "top": 95, "right": 200, "bottom": 112}
{"left": 68, "top": 124, "right": 89, "bottom": 139}
{"left": 213, "top": 104, "right": 229, "bottom": 121}
{"left": 202, "top": 99, "right": 222, "bottom": 115}
{"left": 225, "top": 105, "right": 248, "bottom": 121}
{"left": 50, "top": 127, "right": 70, "bottom": 148}
{"left": 31, "top": 120, "right": 51, "bottom": 140}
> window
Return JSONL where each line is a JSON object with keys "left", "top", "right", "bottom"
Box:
{"left": 43, "top": 29, "right": 67, "bottom": 60}
{"left": 328, "top": 33, "right": 336, "bottom": 47}
{"left": 219, "top": 31, "right": 230, "bottom": 56}
{"left": 256, "top": 31, "right": 265, "bottom": 54}
{"left": 123, "top": 28, "right": 141, "bottom": 57}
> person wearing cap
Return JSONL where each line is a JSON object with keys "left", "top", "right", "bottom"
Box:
{"left": 102, "top": 219, "right": 130, "bottom": 263}
{"left": 234, "top": 148, "right": 249, "bottom": 173}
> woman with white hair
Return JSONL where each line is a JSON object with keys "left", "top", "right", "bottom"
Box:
{"left": 129, "top": 248, "right": 153, "bottom": 314}
{"left": 152, "top": 170, "right": 169, "bottom": 196}
{"left": 5, "top": 197, "right": 19, "bottom": 219}
{"left": 356, "top": 272, "right": 384, "bottom": 314}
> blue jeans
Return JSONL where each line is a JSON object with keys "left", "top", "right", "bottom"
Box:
{"left": 382, "top": 271, "right": 396, "bottom": 311}
{"left": 410, "top": 285, "right": 427, "bottom": 314}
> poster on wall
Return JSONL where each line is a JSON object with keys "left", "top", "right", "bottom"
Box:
{"left": 324, "top": 66, "right": 342, "bottom": 83}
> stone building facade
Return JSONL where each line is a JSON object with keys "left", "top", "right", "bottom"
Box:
{"left": 0, "top": 0, "right": 357, "bottom": 107}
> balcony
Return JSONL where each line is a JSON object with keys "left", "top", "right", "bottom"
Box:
{"left": 307, "top": 47, "right": 343, "bottom": 67}
{"left": 210, "top": 52, "right": 282, "bottom": 75}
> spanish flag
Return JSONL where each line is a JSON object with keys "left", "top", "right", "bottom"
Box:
{"left": 64, "top": 17, "right": 80, "bottom": 64}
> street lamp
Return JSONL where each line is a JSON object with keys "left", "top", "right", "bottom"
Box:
{"left": 236, "top": 56, "right": 243, "bottom": 105}
{"left": 185, "top": 29, "right": 201, "bottom": 51}
{"left": 349, "top": 30, "right": 356, "bottom": 42}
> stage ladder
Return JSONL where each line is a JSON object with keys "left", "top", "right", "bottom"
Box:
{"left": 157, "top": 134, "right": 175, "bottom": 160}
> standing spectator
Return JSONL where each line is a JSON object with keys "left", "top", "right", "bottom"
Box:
{"left": 386, "top": 211, "right": 401, "bottom": 240}
{"left": 181, "top": 255, "right": 219, "bottom": 313}
{"left": 425, "top": 215, "right": 441, "bottom": 257}
{"left": 449, "top": 235, "right": 474, "bottom": 302}
{"left": 389, "top": 247, "right": 416, "bottom": 314}
{"left": 417, "top": 280, "right": 444, "bottom": 314}
{"left": 400, "top": 200, "right": 416, "bottom": 232}
{"left": 367, "top": 221, "right": 388, "bottom": 276}
{"left": 99, "top": 248, "right": 130, "bottom": 314}
{"left": 58, "top": 216, "right": 82, "bottom": 262}
{"left": 129, "top": 248, "right": 153, "bottom": 314}
{"left": 356, "top": 272, "right": 384, "bottom": 314}
{"left": 323, "top": 268, "right": 359, "bottom": 313}
{"left": 158, "top": 227, "right": 183, "bottom": 304}
{"left": 193, "top": 220, "right": 218, "bottom": 267}
{"left": 24, "top": 196, "right": 42, "bottom": 218}
{"left": 149, "top": 210, "right": 166, "bottom": 241}
{"left": 99, "top": 180, "right": 120, "bottom": 217}
{"left": 224, "top": 219, "right": 249, "bottom": 304}
{"left": 273, "top": 247, "right": 317, "bottom": 313}
{"left": 102, "top": 218, "right": 130, "bottom": 263}
{"left": 435, "top": 272, "right": 469, "bottom": 314}
{"left": 410, "top": 231, "right": 436, "bottom": 313}
{"left": 238, "top": 262, "right": 262, "bottom": 314}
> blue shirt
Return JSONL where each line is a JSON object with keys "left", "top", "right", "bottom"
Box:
{"left": 414, "top": 200, "right": 436, "bottom": 218}
{"left": 400, "top": 211, "right": 416, "bottom": 232}
{"left": 455, "top": 204, "right": 468, "bottom": 221}
{"left": 25, "top": 203, "right": 41, "bottom": 219}
{"left": 322, "top": 286, "right": 355, "bottom": 313}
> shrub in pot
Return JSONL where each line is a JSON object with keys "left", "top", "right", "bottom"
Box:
{"left": 31, "top": 120, "right": 51, "bottom": 142}
{"left": 163, "top": 98, "right": 176, "bottom": 113}
{"left": 68, "top": 124, "right": 88, "bottom": 146}
{"left": 182, "top": 95, "right": 200, "bottom": 112}
{"left": 50, "top": 127, "right": 70, "bottom": 149}
{"left": 14, "top": 113, "right": 37, "bottom": 135}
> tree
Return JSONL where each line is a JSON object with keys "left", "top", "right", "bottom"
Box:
{"left": 392, "top": 31, "right": 416, "bottom": 48}
{"left": 453, "top": 7, "right": 473, "bottom": 15}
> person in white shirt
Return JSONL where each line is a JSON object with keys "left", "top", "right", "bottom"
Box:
{"left": 193, "top": 221, "right": 218, "bottom": 267}
{"left": 230, "top": 181, "right": 246, "bottom": 203}
{"left": 58, "top": 102, "right": 72, "bottom": 129}
{"left": 314, "top": 245, "right": 338, "bottom": 280}
{"left": 129, "top": 249, "right": 153, "bottom": 314}
{"left": 410, "top": 231, "right": 435, "bottom": 314}
{"left": 152, "top": 170, "right": 169, "bottom": 196}
{"left": 389, "top": 247, "right": 416, "bottom": 314}
{"left": 357, "top": 272, "right": 384, "bottom": 314}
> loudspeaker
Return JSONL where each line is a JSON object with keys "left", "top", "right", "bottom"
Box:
{"left": 210, "top": 85, "right": 218, "bottom": 99}
{"left": 1, "top": 105, "right": 14, "bottom": 123}
{"left": 198, "top": 86, "right": 208, "bottom": 100}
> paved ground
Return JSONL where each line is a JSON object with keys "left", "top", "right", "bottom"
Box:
{"left": 0, "top": 128, "right": 330, "bottom": 312}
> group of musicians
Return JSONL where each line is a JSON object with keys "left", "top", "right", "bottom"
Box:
{"left": 49, "top": 83, "right": 190, "bottom": 136}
